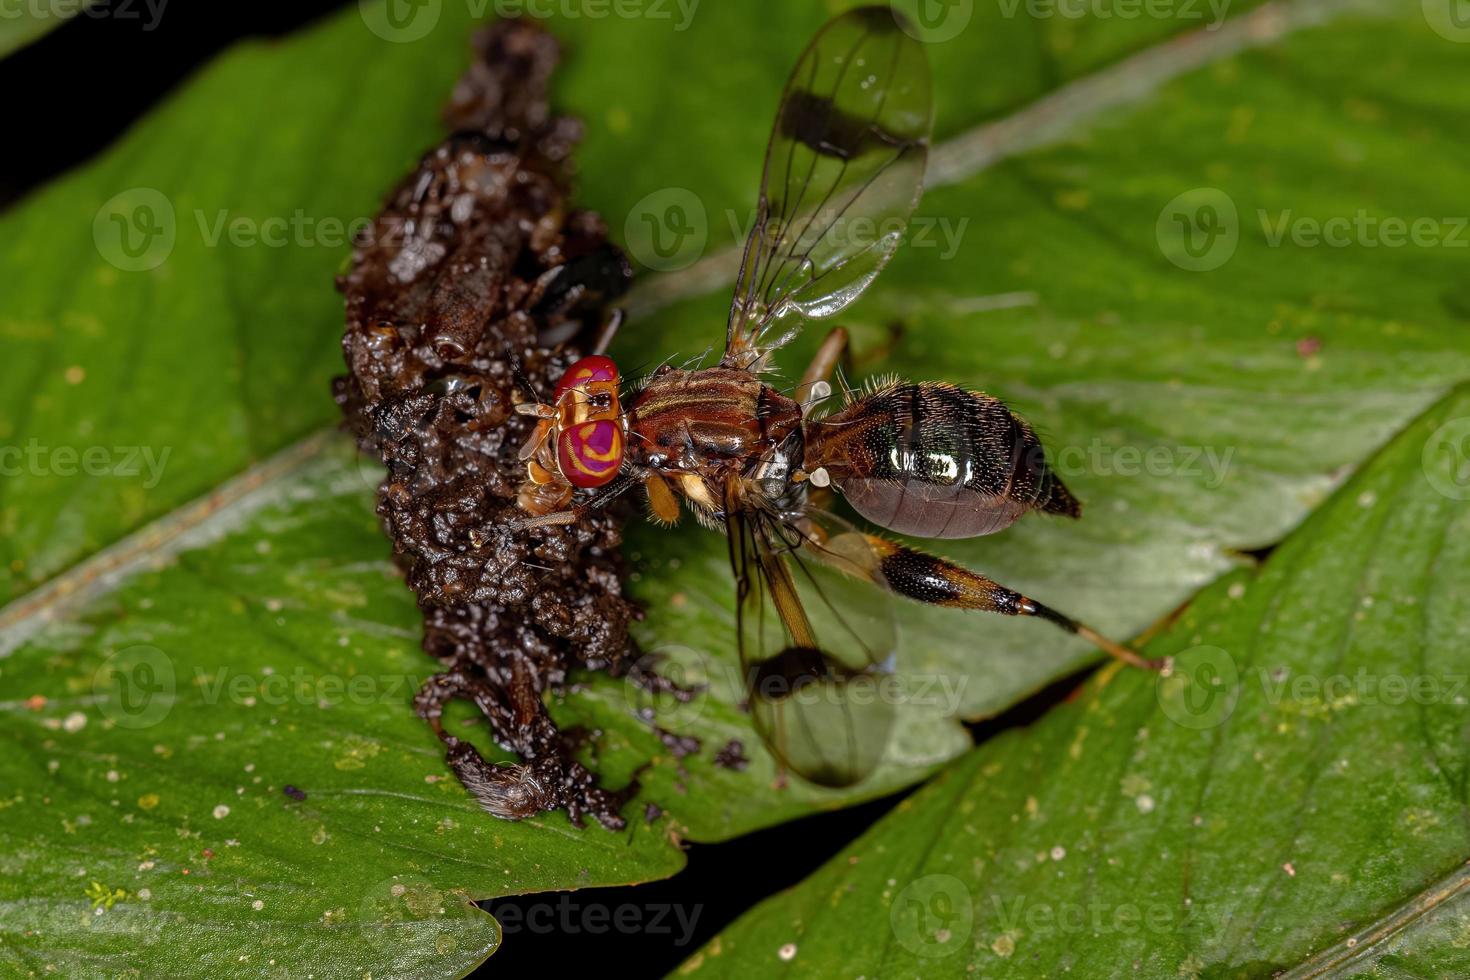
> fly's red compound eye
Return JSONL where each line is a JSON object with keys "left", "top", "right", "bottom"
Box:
{"left": 557, "top": 419, "right": 624, "bottom": 488}
{"left": 553, "top": 354, "right": 620, "bottom": 401}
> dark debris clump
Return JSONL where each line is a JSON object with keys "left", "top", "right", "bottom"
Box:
{"left": 333, "top": 21, "right": 645, "bottom": 829}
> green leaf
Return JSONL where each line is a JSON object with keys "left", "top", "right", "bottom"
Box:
{"left": 0, "top": 439, "right": 685, "bottom": 976}
{"left": 0, "top": 0, "right": 97, "bottom": 59}
{"left": 4, "top": 0, "right": 1469, "bottom": 974}
{"left": 672, "top": 382, "right": 1470, "bottom": 977}
{"left": 0, "top": 6, "right": 465, "bottom": 600}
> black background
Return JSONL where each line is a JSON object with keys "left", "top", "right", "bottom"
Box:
{"left": 2, "top": 3, "right": 1080, "bottom": 973}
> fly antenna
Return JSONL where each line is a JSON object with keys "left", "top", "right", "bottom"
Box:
{"left": 504, "top": 348, "right": 546, "bottom": 405}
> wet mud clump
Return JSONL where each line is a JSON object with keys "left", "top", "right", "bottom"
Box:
{"left": 333, "top": 21, "right": 645, "bottom": 829}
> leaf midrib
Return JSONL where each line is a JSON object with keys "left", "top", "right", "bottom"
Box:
{"left": 1278, "top": 858, "right": 1470, "bottom": 978}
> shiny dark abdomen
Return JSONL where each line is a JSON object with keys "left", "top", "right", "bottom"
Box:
{"left": 810, "top": 382, "right": 1079, "bottom": 539}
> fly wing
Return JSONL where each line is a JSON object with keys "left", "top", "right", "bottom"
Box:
{"left": 728, "top": 496, "right": 898, "bottom": 787}
{"left": 724, "top": 6, "right": 932, "bottom": 372}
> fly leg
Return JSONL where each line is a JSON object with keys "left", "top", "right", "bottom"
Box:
{"left": 415, "top": 666, "right": 631, "bottom": 829}
{"left": 413, "top": 668, "right": 560, "bottom": 822}
{"left": 501, "top": 472, "right": 639, "bottom": 532}
{"left": 862, "top": 535, "right": 1171, "bottom": 673}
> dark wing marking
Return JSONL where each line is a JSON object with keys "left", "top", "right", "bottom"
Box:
{"left": 724, "top": 6, "right": 932, "bottom": 372}
{"left": 727, "top": 490, "right": 898, "bottom": 788}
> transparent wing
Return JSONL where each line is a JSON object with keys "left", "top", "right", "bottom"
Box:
{"left": 724, "top": 6, "right": 932, "bottom": 372}
{"left": 728, "top": 499, "right": 898, "bottom": 787}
